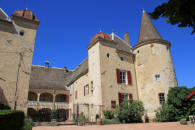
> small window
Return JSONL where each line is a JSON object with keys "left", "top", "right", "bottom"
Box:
{"left": 120, "top": 57, "right": 124, "bottom": 61}
{"left": 84, "top": 85, "right": 89, "bottom": 96}
{"left": 155, "top": 74, "right": 160, "bottom": 81}
{"left": 107, "top": 53, "right": 110, "bottom": 58}
{"left": 19, "top": 31, "right": 24, "bottom": 36}
{"left": 91, "top": 81, "right": 93, "bottom": 93}
{"left": 137, "top": 50, "right": 139, "bottom": 53}
{"left": 120, "top": 71, "right": 126, "bottom": 83}
{"left": 159, "top": 93, "right": 165, "bottom": 104}
{"left": 75, "top": 91, "right": 77, "bottom": 99}
{"left": 111, "top": 100, "right": 116, "bottom": 108}
{"left": 121, "top": 93, "right": 128, "bottom": 101}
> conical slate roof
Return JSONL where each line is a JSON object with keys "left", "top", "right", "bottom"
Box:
{"left": 138, "top": 10, "right": 162, "bottom": 44}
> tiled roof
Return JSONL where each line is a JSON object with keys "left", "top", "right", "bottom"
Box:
{"left": 12, "top": 9, "right": 39, "bottom": 22}
{"left": 91, "top": 32, "right": 112, "bottom": 43}
{"left": 138, "top": 10, "right": 162, "bottom": 44}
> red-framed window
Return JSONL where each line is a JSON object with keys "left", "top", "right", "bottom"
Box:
{"left": 111, "top": 100, "right": 116, "bottom": 108}
{"left": 116, "top": 69, "right": 132, "bottom": 85}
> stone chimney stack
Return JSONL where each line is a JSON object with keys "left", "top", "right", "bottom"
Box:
{"left": 124, "top": 32, "right": 130, "bottom": 45}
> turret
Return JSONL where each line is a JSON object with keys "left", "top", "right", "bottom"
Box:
{"left": 133, "top": 10, "right": 177, "bottom": 119}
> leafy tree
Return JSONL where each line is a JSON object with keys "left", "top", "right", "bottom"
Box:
{"left": 149, "top": 0, "right": 195, "bottom": 34}
{"left": 115, "top": 100, "right": 144, "bottom": 123}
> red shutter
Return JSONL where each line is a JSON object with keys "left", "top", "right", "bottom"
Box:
{"left": 84, "top": 86, "right": 85, "bottom": 96}
{"left": 66, "top": 95, "right": 69, "bottom": 103}
{"left": 129, "top": 93, "right": 133, "bottom": 100}
{"left": 118, "top": 93, "right": 122, "bottom": 106}
{"left": 127, "top": 71, "right": 132, "bottom": 85}
{"left": 116, "top": 69, "right": 121, "bottom": 83}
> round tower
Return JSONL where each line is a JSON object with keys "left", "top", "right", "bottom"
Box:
{"left": 133, "top": 10, "right": 177, "bottom": 119}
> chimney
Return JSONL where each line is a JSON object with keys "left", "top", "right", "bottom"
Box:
{"left": 124, "top": 32, "right": 130, "bottom": 44}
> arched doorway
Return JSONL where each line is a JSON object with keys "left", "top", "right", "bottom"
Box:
{"left": 57, "top": 109, "right": 67, "bottom": 121}
{"left": 27, "top": 108, "right": 38, "bottom": 122}
{"left": 38, "top": 108, "right": 51, "bottom": 122}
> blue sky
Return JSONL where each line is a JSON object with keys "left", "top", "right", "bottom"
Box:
{"left": 1, "top": 0, "right": 194, "bottom": 88}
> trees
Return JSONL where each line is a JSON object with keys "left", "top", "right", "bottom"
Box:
{"left": 154, "top": 86, "right": 195, "bottom": 122}
{"left": 149, "top": 0, "right": 195, "bottom": 34}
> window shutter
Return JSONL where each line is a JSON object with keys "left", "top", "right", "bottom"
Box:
{"left": 129, "top": 93, "right": 133, "bottom": 100}
{"left": 127, "top": 71, "right": 132, "bottom": 85}
{"left": 118, "top": 93, "right": 122, "bottom": 106}
{"left": 116, "top": 69, "right": 121, "bottom": 83}
{"left": 66, "top": 95, "right": 69, "bottom": 103}
{"left": 84, "top": 86, "right": 85, "bottom": 96}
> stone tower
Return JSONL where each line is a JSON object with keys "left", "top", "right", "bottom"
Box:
{"left": 133, "top": 10, "right": 177, "bottom": 118}
{"left": 0, "top": 9, "right": 40, "bottom": 113}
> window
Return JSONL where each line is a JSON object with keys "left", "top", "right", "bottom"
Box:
{"left": 19, "top": 31, "right": 24, "bottom": 36}
{"left": 84, "top": 85, "right": 89, "bottom": 96}
{"left": 106, "top": 53, "right": 110, "bottom": 58}
{"left": 111, "top": 100, "right": 116, "bottom": 108}
{"left": 91, "top": 81, "right": 93, "bottom": 93}
{"left": 75, "top": 91, "right": 77, "bottom": 99}
{"left": 116, "top": 69, "right": 132, "bottom": 85}
{"left": 155, "top": 74, "right": 160, "bottom": 81}
{"left": 120, "top": 71, "right": 126, "bottom": 83}
{"left": 121, "top": 93, "right": 128, "bottom": 101}
{"left": 159, "top": 93, "right": 165, "bottom": 104}
{"left": 120, "top": 57, "right": 124, "bottom": 61}
{"left": 137, "top": 50, "right": 139, "bottom": 53}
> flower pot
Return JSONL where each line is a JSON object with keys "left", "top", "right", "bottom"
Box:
{"left": 96, "top": 119, "right": 102, "bottom": 125}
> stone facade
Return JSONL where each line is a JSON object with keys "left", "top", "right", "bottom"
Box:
{"left": 0, "top": 9, "right": 177, "bottom": 121}
{"left": 0, "top": 9, "right": 39, "bottom": 113}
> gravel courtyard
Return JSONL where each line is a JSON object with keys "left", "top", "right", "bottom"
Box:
{"left": 33, "top": 122, "right": 195, "bottom": 130}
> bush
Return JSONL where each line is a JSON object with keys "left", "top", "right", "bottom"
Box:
{"left": 154, "top": 86, "right": 195, "bottom": 122}
{"left": 154, "top": 103, "right": 177, "bottom": 122}
{"left": 103, "top": 110, "right": 114, "bottom": 119}
{"left": 115, "top": 100, "right": 144, "bottom": 123}
{"left": 0, "top": 110, "right": 24, "bottom": 130}
{"left": 0, "top": 103, "right": 11, "bottom": 110}
{"left": 102, "top": 118, "right": 120, "bottom": 124}
{"left": 78, "top": 112, "right": 87, "bottom": 122}
{"left": 22, "top": 118, "right": 33, "bottom": 130}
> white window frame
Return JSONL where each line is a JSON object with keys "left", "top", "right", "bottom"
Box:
{"left": 120, "top": 71, "right": 126, "bottom": 83}
{"left": 155, "top": 74, "right": 160, "bottom": 81}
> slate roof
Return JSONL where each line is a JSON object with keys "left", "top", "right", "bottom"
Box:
{"left": 138, "top": 10, "right": 162, "bottom": 44}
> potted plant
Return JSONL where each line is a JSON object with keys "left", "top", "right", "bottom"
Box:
{"left": 77, "top": 112, "right": 86, "bottom": 126}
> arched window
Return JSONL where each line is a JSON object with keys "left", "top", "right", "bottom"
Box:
{"left": 28, "top": 92, "right": 38, "bottom": 101}
{"left": 39, "top": 93, "right": 53, "bottom": 102}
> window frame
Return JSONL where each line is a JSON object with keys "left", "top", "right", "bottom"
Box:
{"left": 159, "top": 93, "right": 165, "bottom": 104}
{"left": 120, "top": 71, "right": 126, "bottom": 84}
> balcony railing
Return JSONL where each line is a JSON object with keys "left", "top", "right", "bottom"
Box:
{"left": 28, "top": 101, "right": 68, "bottom": 108}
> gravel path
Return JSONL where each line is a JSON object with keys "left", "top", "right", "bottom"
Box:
{"left": 33, "top": 122, "right": 195, "bottom": 130}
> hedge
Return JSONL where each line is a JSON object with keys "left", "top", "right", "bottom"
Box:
{"left": 0, "top": 103, "right": 11, "bottom": 110}
{"left": 102, "top": 118, "right": 121, "bottom": 125}
{"left": 0, "top": 110, "right": 24, "bottom": 130}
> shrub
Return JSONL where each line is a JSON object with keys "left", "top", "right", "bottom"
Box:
{"left": 78, "top": 112, "right": 87, "bottom": 122}
{"left": 154, "top": 103, "right": 177, "bottom": 122}
{"left": 154, "top": 86, "right": 195, "bottom": 122}
{"left": 102, "top": 118, "right": 120, "bottom": 124}
{"left": 0, "top": 103, "right": 11, "bottom": 110}
{"left": 22, "top": 118, "right": 33, "bottom": 130}
{"left": 115, "top": 100, "right": 144, "bottom": 123}
{"left": 0, "top": 110, "right": 24, "bottom": 130}
{"left": 103, "top": 110, "right": 114, "bottom": 119}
